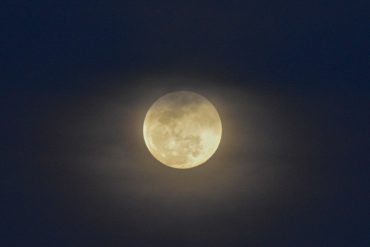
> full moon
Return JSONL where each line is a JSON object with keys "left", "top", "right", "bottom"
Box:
{"left": 143, "top": 91, "right": 222, "bottom": 169}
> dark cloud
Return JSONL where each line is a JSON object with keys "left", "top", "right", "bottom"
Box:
{"left": 2, "top": 0, "right": 368, "bottom": 246}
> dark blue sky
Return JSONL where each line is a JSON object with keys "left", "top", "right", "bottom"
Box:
{"left": 2, "top": 0, "right": 369, "bottom": 246}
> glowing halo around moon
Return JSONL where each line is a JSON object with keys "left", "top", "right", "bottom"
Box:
{"left": 143, "top": 91, "right": 222, "bottom": 169}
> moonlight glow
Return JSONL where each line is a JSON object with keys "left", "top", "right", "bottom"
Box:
{"left": 143, "top": 91, "right": 222, "bottom": 169}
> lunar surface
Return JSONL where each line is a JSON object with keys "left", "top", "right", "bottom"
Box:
{"left": 143, "top": 91, "right": 222, "bottom": 169}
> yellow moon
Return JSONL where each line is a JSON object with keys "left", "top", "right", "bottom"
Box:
{"left": 143, "top": 91, "right": 222, "bottom": 169}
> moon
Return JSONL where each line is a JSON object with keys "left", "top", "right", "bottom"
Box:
{"left": 143, "top": 91, "right": 222, "bottom": 169}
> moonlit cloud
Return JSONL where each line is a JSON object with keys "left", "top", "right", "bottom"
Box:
{"left": 39, "top": 74, "right": 317, "bottom": 243}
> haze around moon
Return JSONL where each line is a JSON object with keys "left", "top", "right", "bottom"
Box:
{"left": 143, "top": 91, "right": 222, "bottom": 169}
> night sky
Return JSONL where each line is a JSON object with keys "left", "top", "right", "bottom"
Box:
{"left": 2, "top": 0, "right": 369, "bottom": 246}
